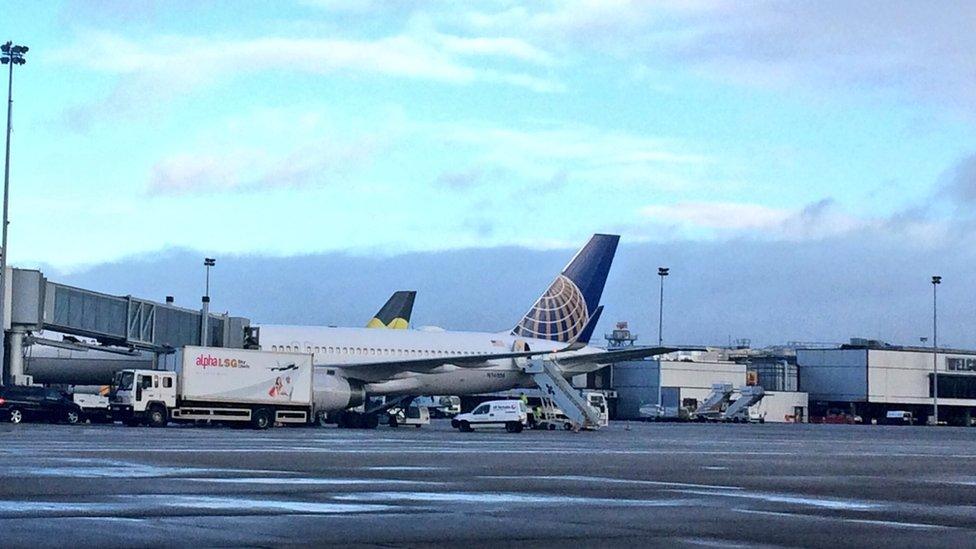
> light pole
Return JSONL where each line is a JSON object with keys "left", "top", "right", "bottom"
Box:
{"left": 204, "top": 257, "right": 215, "bottom": 298}
{"left": 657, "top": 267, "right": 669, "bottom": 346}
{"left": 931, "top": 275, "right": 941, "bottom": 425}
{"left": 201, "top": 258, "right": 216, "bottom": 346}
{"left": 0, "top": 41, "right": 28, "bottom": 385}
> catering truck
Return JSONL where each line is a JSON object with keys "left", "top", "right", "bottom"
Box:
{"left": 110, "top": 346, "right": 314, "bottom": 429}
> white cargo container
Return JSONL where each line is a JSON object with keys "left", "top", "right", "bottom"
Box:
{"left": 110, "top": 346, "right": 314, "bottom": 429}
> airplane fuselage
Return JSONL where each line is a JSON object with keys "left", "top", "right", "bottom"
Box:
{"left": 259, "top": 325, "right": 605, "bottom": 396}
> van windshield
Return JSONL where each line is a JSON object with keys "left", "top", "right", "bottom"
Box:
{"left": 116, "top": 371, "right": 134, "bottom": 391}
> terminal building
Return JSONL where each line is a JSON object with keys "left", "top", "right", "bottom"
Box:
{"left": 591, "top": 324, "right": 808, "bottom": 423}
{"left": 798, "top": 339, "right": 976, "bottom": 425}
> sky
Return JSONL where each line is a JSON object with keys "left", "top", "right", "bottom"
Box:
{"left": 3, "top": 1, "right": 976, "bottom": 347}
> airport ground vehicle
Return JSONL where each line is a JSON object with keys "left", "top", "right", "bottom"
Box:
{"left": 73, "top": 393, "right": 113, "bottom": 423}
{"left": 533, "top": 392, "right": 609, "bottom": 430}
{"left": 110, "top": 346, "right": 313, "bottom": 429}
{"left": 413, "top": 395, "right": 461, "bottom": 417}
{"left": 0, "top": 386, "right": 82, "bottom": 424}
{"left": 452, "top": 400, "right": 528, "bottom": 433}
{"left": 885, "top": 410, "right": 915, "bottom": 425}
{"left": 388, "top": 404, "right": 430, "bottom": 428}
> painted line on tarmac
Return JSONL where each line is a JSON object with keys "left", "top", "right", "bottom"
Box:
{"left": 673, "top": 489, "right": 883, "bottom": 511}
{"left": 479, "top": 475, "right": 742, "bottom": 491}
{"left": 733, "top": 508, "right": 953, "bottom": 530}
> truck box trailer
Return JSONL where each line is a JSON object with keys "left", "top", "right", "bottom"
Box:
{"left": 110, "top": 346, "right": 314, "bottom": 429}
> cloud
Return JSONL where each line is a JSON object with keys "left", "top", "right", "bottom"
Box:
{"left": 641, "top": 201, "right": 792, "bottom": 231}
{"left": 461, "top": 1, "right": 976, "bottom": 111}
{"left": 50, "top": 28, "right": 562, "bottom": 128}
{"left": 147, "top": 108, "right": 385, "bottom": 194}
{"left": 435, "top": 167, "right": 485, "bottom": 190}
{"left": 148, "top": 138, "right": 380, "bottom": 195}
{"left": 635, "top": 193, "right": 969, "bottom": 253}
{"left": 943, "top": 153, "right": 976, "bottom": 204}
{"left": 438, "top": 123, "right": 713, "bottom": 190}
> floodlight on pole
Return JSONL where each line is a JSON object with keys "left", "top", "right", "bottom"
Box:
{"left": 0, "top": 41, "right": 28, "bottom": 385}
{"left": 204, "top": 257, "right": 216, "bottom": 298}
{"left": 657, "top": 267, "right": 669, "bottom": 346}
{"left": 931, "top": 275, "right": 941, "bottom": 425}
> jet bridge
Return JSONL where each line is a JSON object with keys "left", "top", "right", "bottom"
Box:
{"left": 3, "top": 268, "right": 253, "bottom": 385}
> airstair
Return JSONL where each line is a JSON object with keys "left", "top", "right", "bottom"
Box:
{"left": 694, "top": 383, "right": 734, "bottom": 421}
{"left": 722, "top": 386, "right": 765, "bottom": 422}
{"left": 523, "top": 358, "right": 601, "bottom": 429}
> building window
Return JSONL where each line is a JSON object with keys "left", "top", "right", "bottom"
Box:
{"left": 932, "top": 374, "right": 976, "bottom": 399}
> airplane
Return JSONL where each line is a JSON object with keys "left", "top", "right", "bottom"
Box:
{"left": 259, "top": 234, "right": 680, "bottom": 428}
{"left": 366, "top": 291, "right": 416, "bottom": 329}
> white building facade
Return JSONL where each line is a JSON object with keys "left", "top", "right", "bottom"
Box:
{"left": 797, "top": 346, "right": 976, "bottom": 425}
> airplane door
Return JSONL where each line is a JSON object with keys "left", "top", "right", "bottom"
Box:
{"left": 511, "top": 340, "right": 531, "bottom": 369}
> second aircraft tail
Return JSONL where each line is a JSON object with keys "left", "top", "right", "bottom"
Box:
{"left": 366, "top": 290, "right": 417, "bottom": 329}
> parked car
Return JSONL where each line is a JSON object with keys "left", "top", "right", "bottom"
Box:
{"left": 0, "top": 386, "right": 83, "bottom": 425}
{"left": 452, "top": 400, "right": 527, "bottom": 433}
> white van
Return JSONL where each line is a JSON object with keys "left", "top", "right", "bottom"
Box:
{"left": 452, "top": 400, "right": 528, "bottom": 433}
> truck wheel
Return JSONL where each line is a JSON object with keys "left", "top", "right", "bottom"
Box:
{"left": 8, "top": 408, "right": 23, "bottom": 424}
{"left": 65, "top": 410, "right": 81, "bottom": 425}
{"left": 365, "top": 414, "right": 380, "bottom": 429}
{"left": 147, "top": 405, "right": 168, "bottom": 428}
{"left": 506, "top": 422, "right": 523, "bottom": 433}
{"left": 251, "top": 408, "right": 272, "bottom": 430}
{"left": 459, "top": 421, "right": 472, "bottom": 432}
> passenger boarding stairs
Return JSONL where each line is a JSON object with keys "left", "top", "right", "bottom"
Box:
{"left": 722, "top": 386, "right": 765, "bottom": 422}
{"left": 694, "top": 383, "right": 734, "bottom": 421}
{"left": 523, "top": 358, "right": 601, "bottom": 428}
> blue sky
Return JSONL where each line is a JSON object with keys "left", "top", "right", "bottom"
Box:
{"left": 2, "top": 1, "right": 973, "bottom": 270}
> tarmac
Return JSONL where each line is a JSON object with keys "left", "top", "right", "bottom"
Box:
{"left": 0, "top": 420, "right": 974, "bottom": 548}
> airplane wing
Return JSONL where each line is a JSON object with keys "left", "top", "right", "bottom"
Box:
{"left": 317, "top": 348, "right": 564, "bottom": 382}
{"left": 555, "top": 346, "right": 690, "bottom": 366}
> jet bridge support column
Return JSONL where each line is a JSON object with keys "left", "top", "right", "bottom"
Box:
{"left": 8, "top": 326, "right": 25, "bottom": 385}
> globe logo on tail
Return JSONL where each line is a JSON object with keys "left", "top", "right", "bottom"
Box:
{"left": 512, "top": 275, "right": 589, "bottom": 342}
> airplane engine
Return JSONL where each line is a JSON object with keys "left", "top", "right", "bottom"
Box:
{"left": 313, "top": 373, "right": 366, "bottom": 411}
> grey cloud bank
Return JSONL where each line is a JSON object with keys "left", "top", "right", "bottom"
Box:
{"left": 50, "top": 234, "right": 976, "bottom": 350}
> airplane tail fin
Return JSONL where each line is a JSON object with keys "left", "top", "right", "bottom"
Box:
{"left": 512, "top": 234, "right": 619, "bottom": 343}
{"left": 366, "top": 291, "right": 416, "bottom": 329}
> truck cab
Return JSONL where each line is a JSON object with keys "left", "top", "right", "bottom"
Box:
{"left": 110, "top": 369, "right": 177, "bottom": 427}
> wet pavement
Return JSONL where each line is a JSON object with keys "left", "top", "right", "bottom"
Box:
{"left": 0, "top": 420, "right": 974, "bottom": 547}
